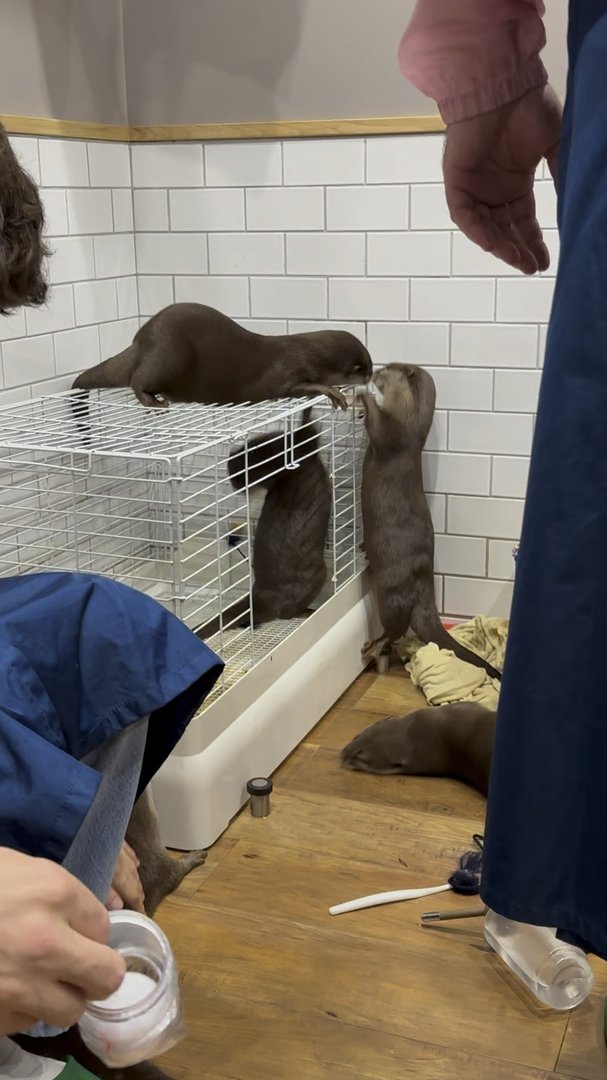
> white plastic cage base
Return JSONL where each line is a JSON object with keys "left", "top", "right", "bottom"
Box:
{"left": 152, "top": 572, "right": 378, "bottom": 851}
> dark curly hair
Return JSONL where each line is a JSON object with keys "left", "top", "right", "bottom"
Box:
{"left": 0, "top": 124, "right": 49, "bottom": 315}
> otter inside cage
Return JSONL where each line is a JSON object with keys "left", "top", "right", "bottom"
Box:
{"left": 0, "top": 390, "right": 372, "bottom": 843}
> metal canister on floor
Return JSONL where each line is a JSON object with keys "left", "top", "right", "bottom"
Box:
{"left": 247, "top": 776, "right": 273, "bottom": 818}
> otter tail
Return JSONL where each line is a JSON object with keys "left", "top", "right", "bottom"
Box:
{"left": 411, "top": 606, "right": 501, "bottom": 680}
{"left": 71, "top": 345, "right": 137, "bottom": 392}
{"left": 69, "top": 388, "right": 92, "bottom": 448}
{"left": 70, "top": 345, "right": 137, "bottom": 448}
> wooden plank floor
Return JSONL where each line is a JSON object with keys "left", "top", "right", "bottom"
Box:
{"left": 157, "top": 666, "right": 607, "bottom": 1079}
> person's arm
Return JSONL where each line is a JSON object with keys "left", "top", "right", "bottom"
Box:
{"left": 399, "top": 0, "right": 548, "bottom": 122}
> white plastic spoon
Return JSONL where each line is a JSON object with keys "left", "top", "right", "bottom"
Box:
{"left": 329, "top": 883, "right": 452, "bottom": 916}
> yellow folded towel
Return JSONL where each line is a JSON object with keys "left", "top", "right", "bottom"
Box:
{"left": 394, "top": 616, "right": 508, "bottom": 710}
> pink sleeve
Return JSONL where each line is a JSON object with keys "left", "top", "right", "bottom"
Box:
{"left": 399, "top": 0, "right": 548, "bottom": 123}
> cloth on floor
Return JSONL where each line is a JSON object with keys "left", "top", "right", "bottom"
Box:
{"left": 394, "top": 616, "right": 508, "bottom": 709}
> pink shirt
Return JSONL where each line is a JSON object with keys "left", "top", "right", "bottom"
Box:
{"left": 399, "top": 0, "right": 548, "bottom": 123}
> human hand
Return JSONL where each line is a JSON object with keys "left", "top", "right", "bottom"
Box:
{"left": 443, "top": 85, "right": 563, "bottom": 274}
{"left": 0, "top": 848, "right": 125, "bottom": 1035}
{"left": 106, "top": 841, "right": 145, "bottom": 914}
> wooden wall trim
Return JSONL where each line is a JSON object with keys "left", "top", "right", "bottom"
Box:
{"left": 0, "top": 114, "right": 130, "bottom": 141}
{"left": 0, "top": 114, "right": 443, "bottom": 143}
{"left": 129, "top": 115, "right": 445, "bottom": 141}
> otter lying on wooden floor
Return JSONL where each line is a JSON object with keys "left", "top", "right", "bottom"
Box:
{"left": 358, "top": 363, "right": 501, "bottom": 679}
{"left": 341, "top": 702, "right": 496, "bottom": 795}
{"left": 72, "top": 301, "right": 372, "bottom": 410}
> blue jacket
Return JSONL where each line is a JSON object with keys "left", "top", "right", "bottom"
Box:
{"left": 0, "top": 572, "right": 223, "bottom": 862}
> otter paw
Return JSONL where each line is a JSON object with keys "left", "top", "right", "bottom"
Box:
{"left": 361, "top": 640, "right": 377, "bottom": 663}
{"left": 325, "top": 386, "right": 348, "bottom": 410}
{"left": 361, "top": 637, "right": 391, "bottom": 665}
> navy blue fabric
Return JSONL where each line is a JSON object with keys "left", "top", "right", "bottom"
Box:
{"left": 481, "top": 7, "right": 607, "bottom": 960}
{"left": 0, "top": 571, "right": 223, "bottom": 863}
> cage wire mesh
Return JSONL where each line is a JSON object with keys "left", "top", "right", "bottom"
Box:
{"left": 0, "top": 389, "right": 366, "bottom": 707}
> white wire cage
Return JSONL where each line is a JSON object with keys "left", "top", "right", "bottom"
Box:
{"left": 0, "top": 389, "right": 366, "bottom": 709}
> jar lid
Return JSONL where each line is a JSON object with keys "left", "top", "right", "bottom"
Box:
{"left": 246, "top": 777, "right": 273, "bottom": 796}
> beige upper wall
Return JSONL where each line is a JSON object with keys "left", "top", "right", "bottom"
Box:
{"left": 124, "top": 0, "right": 569, "bottom": 127}
{"left": 0, "top": 0, "right": 569, "bottom": 129}
{"left": 0, "top": 0, "right": 127, "bottom": 124}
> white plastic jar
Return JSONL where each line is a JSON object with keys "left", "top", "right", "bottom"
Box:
{"left": 79, "top": 910, "right": 184, "bottom": 1067}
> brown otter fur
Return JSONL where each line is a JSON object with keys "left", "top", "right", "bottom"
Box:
{"left": 197, "top": 408, "right": 331, "bottom": 638}
{"left": 125, "top": 787, "right": 206, "bottom": 918}
{"left": 72, "top": 302, "right": 372, "bottom": 410}
{"left": 359, "top": 363, "right": 501, "bottom": 679}
{"left": 341, "top": 702, "right": 496, "bottom": 795}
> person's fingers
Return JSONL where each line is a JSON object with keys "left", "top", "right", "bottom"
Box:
{"left": 514, "top": 228, "right": 549, "bottom": 274}
{"left": 449, "top": 188, "right": 549, "bottom": 275}
{"left": 111, "top": 850, "right": 145, "bottom": 913}
{"left": 457, "top": 209, "right": 524, "bottom": 270}
{"left": 106, "top": 886, "right": 124, "bottom": 911}
{"left": 40, "top": 860, "right": 111, "bottom": 946}
{"left": 0, "top": 1011, "right": 39, "bottom": 1036}
{"left": 113, "top": 873, "right": 145, "bottom": 912}
{"left": 506, "top": 198, "right": 549, "bottom": 272}
{"left": 122, "top": 842, "right": 140, "bottom": 868}
{"left": 57, "top": 937, "right": 126, "bottom": 1002}
{"left": 46, "top": 925, "right": 126, "bottom": 1001}
{"left": 39, "top": 984, "right": 88, "bottom": 1029}
{"left": 445, "top": 188, "right": 523, "bottom": 267}
{"left": 501, "top": 219, "right": 540, "bottom": 275}
{"left": 13, "top": 980, "right": 88, "bottom": 1030}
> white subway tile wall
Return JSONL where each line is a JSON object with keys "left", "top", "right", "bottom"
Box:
{"left": 0, "top": 137, "right": 137, "bottom": 400}
{"left": 326, "top": 186, "right": 409, "bottom": 230}
{"left": 175, "top": 275, "right": 250, "bottom": 315}
{"left": 130, "top": 144, "right": 204, "bottom": 188}
{"left": 112, "top": 189, "right": 135, "bottom": 233}
{"left": 66, "top": 189, "right": 114, "bottom": 235}
{"left": 137, "top": 275, "right": 174, "bottom": 316}
{"left": 10, "top": 137, "right": 42, "bottom": 184}
{"left": 169, "top": 189, "right": 245, "bottom": 232}
{"left": 1, "top": 132, "right": 555, "bottom": 618}
{"left": 87, "top": 143, "right": 131, "bottom": 188}
{"left": 210, "top": 233, "right": 284, "bottom": 275}
{"left": 133, "top": 189, "right": 169, "bottom": 232}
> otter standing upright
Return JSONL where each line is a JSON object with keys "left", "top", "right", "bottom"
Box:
{"left": 359, "top": 363, "right": 500, "bottom": 678}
